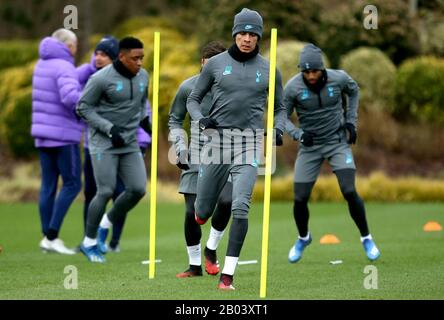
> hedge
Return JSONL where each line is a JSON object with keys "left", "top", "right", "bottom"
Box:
{"left": 340, "top": 47, "right": 396, "bottom": 112}
{"left": 395, "top": 56, "right": 444, "bottom": 124}
{"left": 253, "top": 172, "right": 444, "bottom": 202}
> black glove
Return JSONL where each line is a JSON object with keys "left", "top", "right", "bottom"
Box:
{"left": 199, "top": 117, "right": 218, "bottom": 131}
{"left": 300, "top": 131, "right": 314, "bottom": 147}
{"left": 176, "top": 150, "right": 190, "bottom": 171}
{"left": 140, "top": 116, "right": 152, "bottom": 135}
{"left": 344, "top": 123, "right": 357, "bottom": 144}
{"left": 275, "top": 128, "right": 284, "bottom": 146}
{"left": 109, "top": 126, "right": 125, "bottom": 148}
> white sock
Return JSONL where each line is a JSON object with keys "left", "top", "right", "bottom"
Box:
{"left": 360, "top": 234, "right": 373, "bottom": 243}
{"left": 299, "top": 231, "right": 310, "bottom": 241}
{"left": 222, "top": 256, "right": 239, "bottom": 276}
{"left": 83, "top": 236, "right": 97, "bottom": 247}
{"left": 206, "top": 227, "right": 225, "bottom": 250}
{"left": 187, "top": 244, "right": 201, "bottom": 266}
{"left": 99, "top": 214, "right": 112, "bottom": 229}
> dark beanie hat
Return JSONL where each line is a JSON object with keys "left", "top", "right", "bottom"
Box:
{"left": 95, "top": 36, "right": 119, "bottom": 60}
{"left": 232, "top": 8, "right": 263, "bottom": 39}
{"left": 299, "top": 43, "right": 325, "bottom": 71}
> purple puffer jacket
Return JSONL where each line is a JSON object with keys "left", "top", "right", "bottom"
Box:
{"left": 77, "top": 53, "right": 96, "bottom": 89}
{"left": 31, "top": 37, "right": 83, "bottom": 148}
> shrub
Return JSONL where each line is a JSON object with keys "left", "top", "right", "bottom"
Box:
{"left": 352, "top": 108, "right": 400, "bottom": 156}
{"left": 316, "top": 0, "right": 418, "bottom": 66}
{"left": 113, "top": 16, "right": 179, "bottom": 39}
{"left": 395, "top": 56, "right": 444, "bottom": 124}
{"left": 359, "top": 172, "right": 444, "bottom": 202}
{"left": 0, "top": 62, "right": 35, "bottom": 113}
{"left": 253, "top": 172, "right": 444, "bottom": 202}
{"left": 420, "top": 20, "right": 444, "bottom": 57}
{"left": 0, "top": 40, "right": 38, "bottom": 71}
{"left": 0, "top": 62, "right": 35, "bottom": 152}
{"left": 340, "top": 47, "right": 396, "bottom": 112}
{"left": 194, "top": 0, "right": 323, "bottom": 48}
{"left": 0, "top": 88, "right": 36, "bottom": 158}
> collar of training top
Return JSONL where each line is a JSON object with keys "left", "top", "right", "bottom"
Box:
{"left": 113, "top": 59, "right": 137, "bottom": 79}
{"left": 228, "top": 43, "right": 259, "bottom": 62}
{"left": 303, "top": 69, "right": 328, "bottom": 94}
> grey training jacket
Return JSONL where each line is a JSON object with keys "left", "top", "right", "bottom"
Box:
{"left": 186, "top": 51, "right": 286, "bottom": 133}
{"left": 76, "top": 64, "right": 149, "bottom": 154}
{"left": 284, "top": 69, "right": 359, "bottom": 144}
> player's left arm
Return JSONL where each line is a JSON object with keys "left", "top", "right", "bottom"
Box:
{"left": 341, "top": 71, "right": 360, "bottom": 128}
{"left": 76, "top": 73, "right": 114, "bottom": 135}
{"left": 186, "top": 60, "right": 215, "bottom": 121}
{"left": 273, "top": 69, "right": 287, "bottom": 133}
{"left": 168, "top": 84, "right": 190, "bottom": 156}
{"left": 139, "top": 72, "right": 151, "bottom": 134}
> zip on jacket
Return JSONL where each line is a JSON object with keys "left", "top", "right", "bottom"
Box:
{"left": 130, "top": 78, "right": 133, "bottom": 100}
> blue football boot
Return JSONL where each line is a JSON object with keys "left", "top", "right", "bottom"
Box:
{"left": 362, "top": 238, "right": 380, "bottom": 261}
{"left": 97, "top": 227, "right": 109, "bottom": 254}
{"left": 80, "top": 244, "right": 106, "bottom": 263}
{"left": 288, "top": 234, "right": 312, "bottom": 263}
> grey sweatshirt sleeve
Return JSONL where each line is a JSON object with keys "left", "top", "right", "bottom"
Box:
{"left": 140, "top": 86, "right": 149, "bottom": 121}
{"left": 186, "top": 63, "right": 215, "bottom": 121}
{"left": 273, "top": 70, "right": 287, "bottom": 133}
{"left": 168, "top": 84, "right": 190, "bottom": 154}
{"left": 341, "top": 71, "right": 360, "bottom": 127}
{"left": 283, "top": 79, "right": 303, "bottom": 140}
{"left": 140, "top": 72, "right": 150, "bottom": 121}
{"left": 76, "top": 74, "right": 114, "bottom": 135}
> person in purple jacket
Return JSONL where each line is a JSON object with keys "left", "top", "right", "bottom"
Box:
{"left": 31, "top": 28, "right": 83, "bottom": 255}
{"left": 80, "top": 36, "right": 151, "bottom": 252}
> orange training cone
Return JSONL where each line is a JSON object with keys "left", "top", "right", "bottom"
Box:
{"left": 320, "top": 234, "right": 341, "bottom": 244}
{"left": 423, "top": 221, "right": 442, "bottom": 232}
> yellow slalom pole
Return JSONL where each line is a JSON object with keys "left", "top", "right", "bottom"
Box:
{"left": 260, "top": 28, "right": 278, "bottom": 298}
{"left": 149, "top": 32, "right": 160, "bottom": 279}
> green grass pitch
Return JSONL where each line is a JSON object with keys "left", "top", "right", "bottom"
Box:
{"left": 0, "top": 201, "right": 443, "bottom": 299}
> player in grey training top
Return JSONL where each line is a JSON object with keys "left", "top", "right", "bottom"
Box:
{"left": 285, "top": 43, "right": 380, "bottom": 263}
{"left": 187, "top": 8, "right": 286, "bottom": 290}
{"left": 76, "top": 37, "right": 151, "bottom": 263}
{"left": 168, "top": 41, "right": 233, "bottom": 278}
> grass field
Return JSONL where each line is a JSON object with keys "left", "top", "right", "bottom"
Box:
{"left": 0, "top": 201, "right": 443, "bottom": 300}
